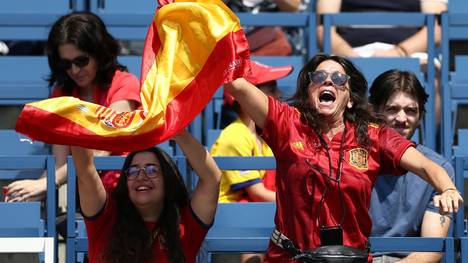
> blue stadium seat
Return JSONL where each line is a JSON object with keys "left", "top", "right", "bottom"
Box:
{"left": 89, "top": 0, "right": 158, "bottom": 40}
{"left": 441, "top": 54, "right": 468, "bottom": 159}
{"left": 0, "top": 130, "right": 51, "bottom": 180}
{"left": 0, "top": 202, "right": 43, "bottom": 237}
{"left": 452, "top": 129, "right": 468, "bottom": 237}
{"left": 0, "top": 130, "right": 49, "bottom": 156}
{"left": 0, "top": 56, "right": 50, "bottom": 105}
{"left": 0, "top": 155, "right": 56, "bottom": 263}
{"left": 118, "top": 56, "right": 142, "bottom": 78}
{"left": 453, "top": 155, "right": 468, "bottom": 237}
{"left": 440, "top": 0, "right": 468, "bottom": 158}
{"left": 0, "top": 0, "right": 74, "bottom": 40}
{"left": 205, "top": 202, "right": 276, "bottom": 253}
{"left": 350, "top": 57, "right": 421, "bottom": 85}
{"left": 0, "top": 202, "right": 55, "bottom": 262}
{"left": 206, "top": 129, "right": 222, "bottom": 150}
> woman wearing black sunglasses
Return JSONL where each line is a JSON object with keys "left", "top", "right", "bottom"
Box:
{"left": 70, "top": 130, "right": 221, "bottom": 263}
{"left": 6, "top": 12, "right": 141, "bottom": 203}
{"left": 224, "top": 54, "right": 462, "bottom": 262}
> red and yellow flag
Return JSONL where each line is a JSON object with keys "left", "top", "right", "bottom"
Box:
{"left": 15, "top": 0, "right": 250, "bottom": 152}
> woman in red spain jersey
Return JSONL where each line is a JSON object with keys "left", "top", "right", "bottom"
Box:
{"left": 225, "top": 54, "right": 462, "bottom": 262}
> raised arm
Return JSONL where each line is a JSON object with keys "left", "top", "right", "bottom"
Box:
{"left": 224, "top": 78, "right": 269, "bottom": 129}
{"left": 400, "top": 147, "right": 463, "bottom": 213}
{"left": 173, "top": 130, "right": 221, "bottom": 225}
{"left": 70, "top": 146, "right": 106, "bottom": 217}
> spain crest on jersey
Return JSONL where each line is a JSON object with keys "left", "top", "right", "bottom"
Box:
{"left": 348, "top": 148, "right": 368, "bottom": 170}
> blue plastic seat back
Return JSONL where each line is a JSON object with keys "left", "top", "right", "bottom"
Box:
{"left": 0, "top": 57, "right": 50, "bottom": 105}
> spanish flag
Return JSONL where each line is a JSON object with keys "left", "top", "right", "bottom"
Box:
{"left": 15, "top": 0, "right": 250, "bottom": 152}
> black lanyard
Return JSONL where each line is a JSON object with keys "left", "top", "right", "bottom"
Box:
{"left": 310, "top": 125, "right": 347, "bottom": 228}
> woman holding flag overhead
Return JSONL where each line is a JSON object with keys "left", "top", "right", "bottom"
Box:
{"left": 70, "top": 129, "right": 220, "bottom": 262}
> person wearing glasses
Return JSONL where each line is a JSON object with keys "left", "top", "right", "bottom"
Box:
{"left": 6, "top": 12, "right": 140, "bottom": 202}
{"left": 70, "top": 130, "right": 221, "bottom": 262}
{"left": 224, "top": 54, "right": 462, "bottom": 262}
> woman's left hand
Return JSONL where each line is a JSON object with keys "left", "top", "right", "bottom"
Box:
{"left": 433, "top": 189, "right": 464, "bottom": 214}
{"left": 6, "top": 178, "right": 47, "bottom": 202}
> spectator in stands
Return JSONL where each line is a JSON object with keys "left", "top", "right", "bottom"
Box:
{"left": 225, "top": 0, "right": 310, "bottom": 55}
{"left": 225, "top": 54, "right": 462, "bottom": 262}
{"left": 70, "top": 129, "right": 221, "bottom": 262}
{"left": 5, "top": 12, "right": 140, "bottom": 202}
{"left": 316, "top": 0, "right": 446, "bottom": 124}
{"left": 212, "top": 61, "right": 292, "bottom": 263}
{"left": 369, "top": 69, "right": 454, "bottom": 263}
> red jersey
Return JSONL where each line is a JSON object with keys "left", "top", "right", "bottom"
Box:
{"left": 84, "top": 196, "right": 210, "bottom": 263}
{"left": 51, "top": 70, "right": 141, "bottom": 106}
{"left": 261, "top": 97, "right": 415, "bottom": 262}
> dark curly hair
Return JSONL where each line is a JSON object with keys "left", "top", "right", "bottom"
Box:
{"left": 46, "top": 11, "right": 127, "bottom": 95}
{"left": 102, "top": 147, "right": 189, "bottom": 263}
{"left": 369, "top": 69, "right": 428, "bottom": 120}
{"left": 289, "top": 54, "right": 379, "bottom": 146}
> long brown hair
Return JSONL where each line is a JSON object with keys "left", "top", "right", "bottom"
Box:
{"left": 46, "top": 12, "right": 127, "bottom": 95}
{"left": 103, "top": 147, "right": 189, "bottom": 263}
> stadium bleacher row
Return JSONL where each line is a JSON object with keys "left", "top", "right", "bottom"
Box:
{"left": 1, "top": 0, "right": 468, "bottom": 262}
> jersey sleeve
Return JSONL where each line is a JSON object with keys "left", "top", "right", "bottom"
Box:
{"left": 181, "top": 205, "right": 211, "bottom": 258}
{"left": 83, "top": 194, "right": 114, "bottom": 245}
{"left": 259, "top": 96, "right": 298, "bottom": 158}
{"left": 378, "top": 125, "right": 416, "bottom": 175}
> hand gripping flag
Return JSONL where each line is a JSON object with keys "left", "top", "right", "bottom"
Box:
{"left": 15, "top": 0, "right": 250, "bottom": 152}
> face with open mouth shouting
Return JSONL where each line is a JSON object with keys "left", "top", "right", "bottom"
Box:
{"left": 307, "top": 60, "right": 353, "bottom": 122}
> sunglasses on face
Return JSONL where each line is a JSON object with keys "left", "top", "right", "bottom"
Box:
{"left": 125, "top": 164, "right": 161, "bottom": 180}
{"left": 308, "top": 70, "right": 350, "bottom": 88}
{"left": 57, "top": 55, "right": 90, "bottom": 70}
